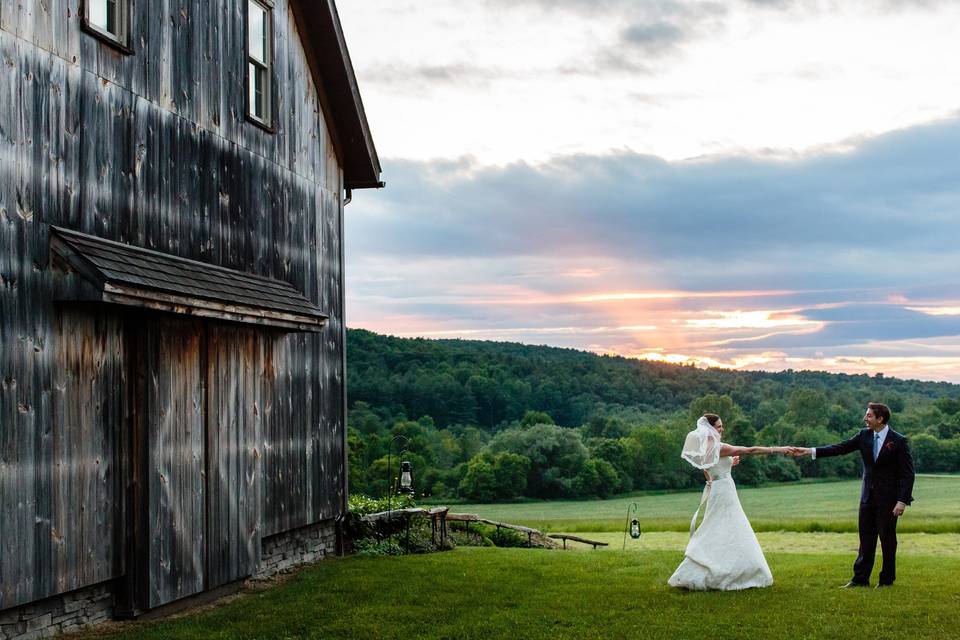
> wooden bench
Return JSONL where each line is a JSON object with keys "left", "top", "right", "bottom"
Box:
{"left": 547, "top": 534, "right": 609, "bottom": 550}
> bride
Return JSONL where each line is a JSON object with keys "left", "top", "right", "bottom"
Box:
{"left": 668, "top": 413, "right": 792, "bottom": 591}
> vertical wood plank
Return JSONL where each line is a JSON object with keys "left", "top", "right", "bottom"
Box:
{"left": 146, "top": 317, "right": 204, "bottom": 608}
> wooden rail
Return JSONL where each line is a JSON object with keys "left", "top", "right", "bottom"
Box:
{"left": 548, "top": 534, "right": 609, "bottom": 550}
{"left": 360, "top": 507, "right": 451, "bottom": 547}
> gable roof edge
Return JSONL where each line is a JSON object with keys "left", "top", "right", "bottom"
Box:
{"left": 291, "top": 0, "right": 384, "bottom": 191}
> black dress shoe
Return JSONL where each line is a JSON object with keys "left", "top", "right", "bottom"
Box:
{"left": 875, "top": 583, "right": 893, "bottom": 589}
{"left": 839, "top": 581, "right": 869, "bottom": 588}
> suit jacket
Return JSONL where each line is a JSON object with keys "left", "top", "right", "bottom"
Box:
{"left": 816, "top": 428, "right": 915, "bottom": 506}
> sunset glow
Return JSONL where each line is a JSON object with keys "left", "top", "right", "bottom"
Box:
{"left": 339, "top": 0, "right": 960, "bottom": 384}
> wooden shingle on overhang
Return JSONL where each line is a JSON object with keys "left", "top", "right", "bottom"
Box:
{"left": 291, "top": 0, "right": 383, "bottom": 190}
{"left": 50, "top": 226, "right": 328, "bottom": 332}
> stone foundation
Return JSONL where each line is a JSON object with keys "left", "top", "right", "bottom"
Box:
{"left": 0, "top": 583, "right": 113, "bottom": 639}
{"left": 257, "top": 519, "right": 339, "bottom": 577}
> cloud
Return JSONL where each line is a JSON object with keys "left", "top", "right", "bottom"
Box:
{"left": 344, "top": 117, "right": 960, "bottom": 380}
{"left": 359, "top": 63, "right": 507, "bottom": 92}
{"left": 621, "top": 22, "right": 688, "bottom": 57}
{"left": 350, "top": 116, "right": 960, "bottom": 291}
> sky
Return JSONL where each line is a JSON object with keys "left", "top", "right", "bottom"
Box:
{"left": 336, "top": 0, "right": 960, "bottom": 384}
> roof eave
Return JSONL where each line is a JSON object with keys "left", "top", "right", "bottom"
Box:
{"left": 292, "top": 0, "right": 383, "bottom": 191}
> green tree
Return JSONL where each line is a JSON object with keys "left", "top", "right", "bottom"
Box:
{"left": 912, "top": 434, "right": 952, "bottom": 472}
{"left": 458, "top": 452, "right": 531, "bottom": 501}
{"left": 458, "top": 457, "right": 498, "bottom": 502}
{"left": 689, "top": 394, "right": 741, "bottom": 423}
{"left": 520, "top": 410, "right": 555, "bottom": 428}
{"left": 573, "top": 458, "right": 621, "bottom": 498}
{"left": 787, "top": 389, "right": 830, "bottom": 428}
{"left": 488, "top": 423, "right": 588, "bottom": 498}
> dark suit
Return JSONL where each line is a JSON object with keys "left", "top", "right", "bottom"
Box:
{"left": 816, "top": 427, "right": 915, "bottom": 585}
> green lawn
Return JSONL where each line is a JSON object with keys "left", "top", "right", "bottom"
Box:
{"left": 453, "top": 475, "right": 960, "bottom": 533}
{"left": 73, "top": 478, "right": 960, "bottom": 639}
{"left": 79, "top": 547, "right": 960, "bottom": 640}
{"left": 575, "top": 531, "right": 960, "bottom": 556}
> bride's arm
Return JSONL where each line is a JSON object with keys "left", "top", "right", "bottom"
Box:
{"left": 720, "top": 443, "right": 790, "bottom": 457}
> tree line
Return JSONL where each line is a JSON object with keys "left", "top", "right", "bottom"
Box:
{"left": 346, "top": 329, "right": 960, "bottom": 502}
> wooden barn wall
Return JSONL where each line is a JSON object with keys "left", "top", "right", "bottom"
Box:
{"left": 142, "top": 317, "right": 206, "bottom": 609}
{"left": 206, "top": 324, "right": 263, "bottom": 589}
{"left": 0, "top": 0, "right": 346, "bottom": 611}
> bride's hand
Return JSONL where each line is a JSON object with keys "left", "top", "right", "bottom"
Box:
{"left": 731, "top": 455, "right": 741, "bottom": 467}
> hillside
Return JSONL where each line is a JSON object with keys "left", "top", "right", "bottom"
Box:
{"left": 345, "top": 329, "right": 960, "bottom": 501}
{"left": 347, "top": 328, "right": 958, "bottom": 428}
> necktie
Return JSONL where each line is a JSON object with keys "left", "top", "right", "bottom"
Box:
{"left": 873, "top": 433, "right": 881, "bottom": 460}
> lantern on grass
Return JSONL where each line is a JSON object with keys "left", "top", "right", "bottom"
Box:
{"left": 623, "top": 502, "right": 641, "bottom": 550}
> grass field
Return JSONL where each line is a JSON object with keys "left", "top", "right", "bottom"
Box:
{"left": 453, "top": 475, "right": 960, "bottom": 533}
{"left": 78, "top": 547, "right": 960, "bottom": 640}
{"left": 72, "top": 477, "right": 960, "bottom": 639}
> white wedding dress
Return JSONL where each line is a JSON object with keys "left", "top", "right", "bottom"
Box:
{"left": 668, "top": 456, "right": 774, "bottom": 590}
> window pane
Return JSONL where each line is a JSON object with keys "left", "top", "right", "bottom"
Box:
{"left": 107, "top": 0, "right": 117, "bottom": 32}
{"left": 249, "top": 63, "right": 267, "bottom": 120}
{"left": 89, "top": 0, "right": 121, "bottom": 37}
{"left": 89, "top": 0, "right": 109, "bottom": 31}
{"left": 248, "top": 1, "right": 266, "bottom": 64}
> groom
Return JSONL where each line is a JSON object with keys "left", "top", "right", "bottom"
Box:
{"left": 791, "top": 402, "right": 915, "bottom": 588}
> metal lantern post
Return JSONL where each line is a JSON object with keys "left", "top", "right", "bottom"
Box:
{"left": 622, "top": 502, "right": 641, "bottom": 550}
{"left": 386, "top": 434, "right": 412, "bottom": 514}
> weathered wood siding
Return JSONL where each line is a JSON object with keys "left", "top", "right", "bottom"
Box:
{"left": 206, "top": 325, "right": 262, "bottom": 588}
{"left": 142, "top": 317, "right": 206, "bottom": 608}
{"left": 0, "top": 0, "right": 346, "bottom": 611}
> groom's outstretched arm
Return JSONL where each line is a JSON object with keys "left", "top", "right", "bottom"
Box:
{"left": 807, "top": 431, "right": 862, "bottom": 460}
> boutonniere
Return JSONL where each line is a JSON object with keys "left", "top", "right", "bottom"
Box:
{"left": 884, "top": 442, "right": 895, "bottom": 451}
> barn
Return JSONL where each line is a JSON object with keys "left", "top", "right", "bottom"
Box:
{"left": 0, "top": 0, "right": 381, "bottom": 634}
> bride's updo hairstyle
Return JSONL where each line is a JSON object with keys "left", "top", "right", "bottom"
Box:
{"left": 703, "top": 413, "right": 721, "bottom": 427}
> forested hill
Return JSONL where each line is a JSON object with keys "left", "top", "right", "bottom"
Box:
{"left": 347, "top": 328, "right": 957, "bottom": 430}
{"left": 345, "top": 328, "right": 960, "bottom": 501}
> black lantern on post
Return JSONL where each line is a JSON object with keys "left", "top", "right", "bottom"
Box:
{"left": 622, "top": 502, "right": 641, "bottom": 550}
{"left": 399, "top": 460, "right": 413, "bottom": 494}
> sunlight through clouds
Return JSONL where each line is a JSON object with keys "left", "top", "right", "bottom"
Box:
{"left": 338, "top": 1, "right": 960, "bottom": 383}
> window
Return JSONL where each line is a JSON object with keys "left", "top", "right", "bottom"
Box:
{"left": 247, "top": 0, "right": 273, "bottom": 127}
{"left": 83, "top": 0, "right": 131, "bottom": 51}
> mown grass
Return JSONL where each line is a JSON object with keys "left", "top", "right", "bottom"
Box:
{"left": 453, "top": 475, "right": 960, "bottom": 533}
{"left": 78, "top": 547, "right": 960, "bottom": 640}
{"left": 573, "top": 531, "right": 960, "bottom": 556}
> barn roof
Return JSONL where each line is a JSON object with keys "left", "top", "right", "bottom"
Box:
{"left": 293, "top": 0, "right": 383, "bottom": 190}
{"left": 51, "top": 226, "right": 328, "bottom": 332}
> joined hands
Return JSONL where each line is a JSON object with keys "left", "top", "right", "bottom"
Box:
{"left": 765, "top": 446, "right": 809, "bottom": 456}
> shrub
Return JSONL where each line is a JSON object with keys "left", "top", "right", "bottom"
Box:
{"left": 353, "top": 538, "right": 405, "bottom": 557}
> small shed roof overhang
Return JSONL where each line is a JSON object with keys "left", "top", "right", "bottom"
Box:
{"left": 51, "top": 226, "right": 328, "bottom": 332}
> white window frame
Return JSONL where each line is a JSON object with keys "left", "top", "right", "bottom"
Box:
{"left": 82, "top": 0, "right": 132, "bottom": 52}
{"left": 246, "top": 0, "right": 274, "bottom": 129}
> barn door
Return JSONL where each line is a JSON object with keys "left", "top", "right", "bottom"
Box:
{"left": 130, "top": 318, "right": 262, "bottom": 612}
{"left": 205, "top": 325, "right": 262, "bottom": 588}
{"left": 137, "top": 316, "right": 207, "bottom": 610}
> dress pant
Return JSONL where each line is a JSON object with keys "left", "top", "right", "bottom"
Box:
{"left": 852, "top": 498, "right": 899, "bottom": 585}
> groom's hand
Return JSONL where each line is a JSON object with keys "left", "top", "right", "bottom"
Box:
{"left": 788, "top": 446, "right": 810, "bottom": 457}
{"left": 892, "top": 502, "right": 907, "bottom": 517}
